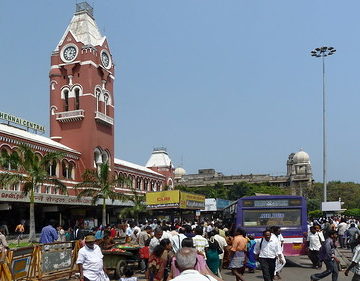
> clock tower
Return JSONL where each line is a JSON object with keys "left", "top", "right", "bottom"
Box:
{"left": 49, "top": 2, "right": 115, "bottom": 176}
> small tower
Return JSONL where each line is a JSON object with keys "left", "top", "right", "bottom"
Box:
{"left": 287, "top": 149, "right": 312, "bottom": 196}
{"left": 146, "top": 147, "right": 175, "bottom": 189}
{"left": 49, "top": 2, "right": 115, "bottom": 176}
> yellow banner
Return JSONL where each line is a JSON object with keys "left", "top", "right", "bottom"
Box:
{"left": 180, "top": 192, "right": 205, "bottom": 210}
{"left": 146, "top": 190, "right": 180, "bottom": 208}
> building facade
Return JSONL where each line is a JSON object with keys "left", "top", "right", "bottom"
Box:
{"left": 174, "top": 150, "right": 313, "bottom": 196}
{"left": 0, "top": 3, "right": 168, "bottom": 231}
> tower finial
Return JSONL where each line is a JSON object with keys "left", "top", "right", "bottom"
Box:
{"left": 75, "top": 2, "right": 94, "bottom": 18}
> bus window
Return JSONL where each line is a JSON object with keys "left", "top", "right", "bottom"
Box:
{"left": 243, "top": 209, "right": 301, "bottom": 227}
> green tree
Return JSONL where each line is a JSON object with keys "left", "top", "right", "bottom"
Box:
{"left": 118, "top": 188, "right": 148, "bottom": 224}
{"left": 76, "top": 162, "right": 130, "bottom": 226}
{"left": 0, "top": 144, "right": 67, "bottom": 242}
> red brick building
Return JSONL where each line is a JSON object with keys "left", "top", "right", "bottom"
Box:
{"left": 0, "top": 2, "right": 173, "bottom": 231}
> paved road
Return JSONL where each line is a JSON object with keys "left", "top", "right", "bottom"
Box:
{"left": 221, "top": 266, "right": 350, "bottom": 281}
{"left": 68, "top": 254, "right": 354, "bottom": 281}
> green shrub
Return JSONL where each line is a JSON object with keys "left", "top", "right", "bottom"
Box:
{"left": 308, "top": 210, "right": 323, "bottom": 218}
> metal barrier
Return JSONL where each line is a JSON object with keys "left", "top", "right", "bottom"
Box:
{"left": 0, "top": 240, "right": 80, "bottom": 281}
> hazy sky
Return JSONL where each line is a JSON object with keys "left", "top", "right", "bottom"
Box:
{"left": 1, "top": 1, "right": 359, "bottom": 182}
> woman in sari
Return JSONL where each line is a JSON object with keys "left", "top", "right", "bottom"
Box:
{"left": 146, "top": 239, "right": 172, "bottom": 281}
{"left": 206, "top": 231, "right": 221, "bottom": 275}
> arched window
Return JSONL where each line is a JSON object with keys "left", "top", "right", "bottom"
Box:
{"left": 0, "top": 148, "right": 10, "bottom": 170}
{"left": 47, "top": 160, "right": 57, "bottom": 177}
{"left": 68, "top": 162, "right": 74, "bottom": 179}
{"left": 45, "top": 186, "right": 51, "bottom": 194}
{"left": 62, "top": 160, "right": 68, "bottom": 178}
{"left": 75, "top": 88, "right": 80, "bottom": 110}
{"left": 64, "top": 90, "right": 69, "bottom": 111}
{"left": 136, "top": 178, "right": 142, "bottom": 190}
{"left": 104, "top": 94, "right": 109, "bottom": 115}
{"left": 95, "top": 88, "right": 101, "bottom": 112}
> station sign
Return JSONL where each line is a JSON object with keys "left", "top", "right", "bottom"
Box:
{"left": 0, "top": 111, "right": 45, "bottom": 133}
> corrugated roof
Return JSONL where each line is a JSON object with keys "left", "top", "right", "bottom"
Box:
{"left": 114, "top": 158, "right": 164, "bottom": 177}
{"left": 0, "top": 123, "right": 79, "bottom": 154}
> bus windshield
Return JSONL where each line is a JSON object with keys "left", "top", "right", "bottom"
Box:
{"left": 243, "top": 208, "right": 301, "bottom": 227}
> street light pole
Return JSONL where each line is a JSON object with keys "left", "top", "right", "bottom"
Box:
{"left": 310, "top": 46, "right": 336, "bottom": 203}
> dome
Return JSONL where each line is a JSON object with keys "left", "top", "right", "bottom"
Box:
{"left": 293, "top": 149, "right": 310, "bottom": 164}
{"left": 145, "top": 147, "right": 174, "bottom": 168}
{"left": 174, "top": 167, "right": 186, "bottom": 178}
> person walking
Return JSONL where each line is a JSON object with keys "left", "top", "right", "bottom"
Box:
{"left": 146, "top": 239, "right": 172, "bottom": 281}
{"left": 310, "top": 230, "right": 340, "bottom": 281}
{"left": 271, "top": 226, "right": 285, "bottom": 280}
{"left": 169, "top": 247, "right": 217, "bottom": 281}
{"left": 254, "top": 229, "right": 284, "bottom": 281}
{"left": 206, "top": 231, "right": 221, "bottom": 275}
{"left": 307, "top": 226, "right": 325, "bottom": 269}
{"left": 345, "top": 234, "right": 360, "bottom": 281}
{"left": 346, "top": 223, "right": 360, "bottom": 252}
{"left": 337, "top": 218, "right": 348, "bottom": 248}
{"left": 192, "top": 226, "right": 208, "bottom": 257}
{"left": 139, "top": 226, "right": 152, "bottom": 247}
{"left": 15, "top": 221, "right": 25, "bottom": 244}
{"left": 214, "top": 229, "right": 227, "bottom": 275}
{"left": 149, "top": 228, "right": 164, "bottom": 254}
{"left": 171, "top": 227, "right": 187, "bottom": 254}
{"left": 76, "top": 235, "right": 110, "bottom": 281}
{"left": 39, "top": 220, "right": 58, "bottom": 244}
{"left": 229, "top": 228, "right": 248, "bottom": 281}
{"left": 245, "top": 235, "right": 256, "bottom": 273}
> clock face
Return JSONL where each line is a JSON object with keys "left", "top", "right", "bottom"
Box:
{"left": 101, "top": 51, "right": 111, "bottom": 68}
{"left": 63, "top": 46, "right": 77, "bottom": 61}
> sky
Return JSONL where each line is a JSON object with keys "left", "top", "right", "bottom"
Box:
{"left": 0, "top": 1, "right": 359, "bottom": 182}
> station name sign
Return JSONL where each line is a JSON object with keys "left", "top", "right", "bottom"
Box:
{"left": 0, "top": 111, "right": 45, "bottom": 133}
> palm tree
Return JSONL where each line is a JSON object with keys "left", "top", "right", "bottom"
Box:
{"left": 76, "top": 162, "right": 130, "bottom": 226}
{"left": 0, "top": 144, "right": 67, "bottom": 242}
{"left": 118, "top": 188, "right": 147, "bottom": 224}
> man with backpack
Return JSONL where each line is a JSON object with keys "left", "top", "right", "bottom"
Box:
{"left": 310, "top": 230, "right": 340, "bottom": 281}
{"left": 254, "top": 229, "right": 284, "bottom": 281}
{"left": 346, "top": 223, "right": 360, "bottom": 252}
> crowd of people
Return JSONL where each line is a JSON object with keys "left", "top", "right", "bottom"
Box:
{"left": 307, "top": 216, "right": 360, "bottom": 281}
{"left": 70, "top": 219, "right": 287, "bottom": 281}
{"left": 4, "top": 216, "right": 360, "bottom": 281}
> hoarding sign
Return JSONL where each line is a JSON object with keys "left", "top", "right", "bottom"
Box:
{"left": 180, "top": 192, "right": 205, "bottom": 210}
{"left": 146, "top": 190, "right": 180, "bottom": 209}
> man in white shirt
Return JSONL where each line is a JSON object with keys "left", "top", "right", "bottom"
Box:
{"left": 254, "top": 230, "right": 284, "bottom": 281}
{"left": 307, "top": 226, "right": 325, "bottom": 268}
{"left": 172, "top": 227, "right": 187, "bottom": 253}
{"left": 149, "top": 228, "right": 163, "bottom": 253}
{"left": 345, "top": 235, "right": 360, "bottom": 281}
{"left": 76, "top": 235, "right": 109, "bottom": 281}
{"left": 192, "top": 226, "right": 209, "bottom": 257}
{"left": 170, "top": 247, "right": 217, "bottom": 281}
{"left": 337, "top": 218, "right": 348, "bottom": 248}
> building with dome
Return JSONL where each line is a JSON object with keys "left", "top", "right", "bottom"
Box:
{"left": 174, "top": 150, "right": 313, "bottom": 196}
{"left": 0, "top": 2, "right": 169, "bottom": 230}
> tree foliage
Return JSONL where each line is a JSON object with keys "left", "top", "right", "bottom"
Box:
{"left": 118, "top": 188, "right": 148, "bottom": 224}
{"left": 0, "top": 144, "right": 67, "bottom": 242}
{"left": 175, "top": 181, "right": 286, "bottom": 201}
{"left": 76, "top": 162, "right": 131, "bottom": 226}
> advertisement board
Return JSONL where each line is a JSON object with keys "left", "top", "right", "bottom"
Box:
{"left": 146, "top": 190, "right": 180, "bottom": 209}
{"left": 179, "top": 192, "right": 205, "bottom": 210}
{"left": 146, "top": 190, "right": 205, "bottom": 210}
